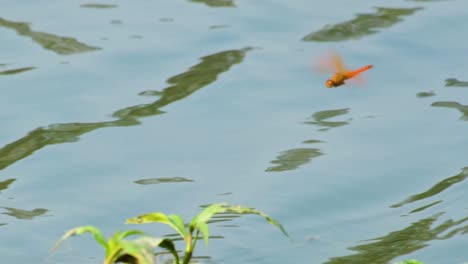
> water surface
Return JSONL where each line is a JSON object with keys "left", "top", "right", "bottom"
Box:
{"left": 0, "top": 1, "right": 468, "bottom": 264}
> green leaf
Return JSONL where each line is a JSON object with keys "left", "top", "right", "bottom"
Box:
{"left": 197, "top": 222, "right": 210, "bottom": 246}
{"left": 156, "top": 238, "right": 180, "bottom": 264}
{"left": 53, "top": 225, "right": 108, "bottom": 252}
{"left": 394, "top": 260, "right": 424, "bottom": 264}
{"left": 118, "top": 230, "right": 146, "bottom": 240}
{"left": 190, "top": 203, "right": 228, "bottom": 228}
{"left": 225, "top": 205, "right": 289, "bottom": 238}
{"left": 118, "top": 240, "right": 154, "bottom": 264}
{"left": 121, "top": 237, "right": 179, "bottom": 264}
{"left": 126, "top": 212, "right": 187, "bottom": 239}
{"left": 167, "top": 214, "right": 188, "bottom": 238}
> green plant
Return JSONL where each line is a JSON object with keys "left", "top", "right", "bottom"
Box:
{"left": 126, "top": 202, "right": 289, "bottom": 264}
{"left": 53, "top": 226, "right": 177, "bottom": 264}
{"left": 54, "top": 203, "right": 287, "bottom": 264}
{"left": 394, "top": 260, "right": 424, "bottom": 264}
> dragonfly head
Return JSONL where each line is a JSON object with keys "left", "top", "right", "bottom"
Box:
{"left": 325, "top": 79, "right": 335, "bottom": 88}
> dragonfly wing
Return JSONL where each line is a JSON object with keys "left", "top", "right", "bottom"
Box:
{"left": 330, "top": 50, "right": 346, "bottom": 73}
{"left": 314, "top": 49, "right": 347, "bottom": 74}
{"left": 314, "top": 54, "right": 336, "bottom": 74}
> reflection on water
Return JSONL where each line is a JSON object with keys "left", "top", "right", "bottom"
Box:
{"left": 391, "top": 167, "right": 468, "bottom": 208}
{"left": 209, "top": 25, "right": 230, "bottom": 30}
{"left": 0, "top": 179, "right": 15, "bottom": 191}
{"left": 326, "top": 212, "right": 468, "bottom": 264}
{"left": 302, "top": 7, "right": 422, "bottom": 42}
{"left": 445, "top": 78, "right": 468, "bottom": 87}
{"left": 416, "top": 91, "right": 435, "bottom": 98}
{"left": 113, "top": 48, "right": 251, "bottom": 119}
{"left": 302, "top": 139, "right": 324, "bottom": 144}
{"left": 134, "top": 177, "right": 193, "bottom": 185}
{"left": 0, "top": 48, "right": 250, "bottom": 172}
{"left": 189, "top": 0, "right": 235, "bottom": 7}
{"left": 1, "top": 207, "right": 48, "bottom": 220}
{"left": 408, "top": 200, "right": 442, "bottom": 214}
{"left": 0, "top": 17, "right": 100, "bottom": 55}
{"left": 305, "top": 108, "right": 351, "bottom": 131}
{"left": 0, "top": 120, "right": 138, "bottom": 171}
{"left": 0, "top": 66, "right": 35, "bottom": 75}
{"left": 266, "top": 148, "right": 323, "bottom": 172}
{"left": 408, "top": 0, "right": 452, "bottom": 2}
{"left": 111, "top": 19, "right": 123, "bottom": 25}
{"left": 80, "top": 3, "right": 118, "bottom": 9}
{"left": 431, "top": 101, "right": 468, "bottom": 120}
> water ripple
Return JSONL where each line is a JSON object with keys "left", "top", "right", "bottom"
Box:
{"left": 303, "top": 7, "right": 422, "bottom": 42}
{"left": 1, "top": 207, "right": 48, "bottom": 220}
{"left": 189, "top": 0, "right": 235, "bottom": 7}
{"left": 445, "top": 78, "right": 468, "bottom": 87}
{"left": 304, "top": 108, "right": 351, "bottom": 131}
{"left": 431, "top": 101, "right": 468, "bottom": 120}
{"left": 326, "top": 212, "right": 468, "bottom": 264}
{"left": 134, "top": 177, "right": 193, "bottom": 185}
{"left": 0, "top": 17, "right": 100, "bottom": 55}
{"left": 391, "top": 167, "right": 468, "bottom": 208}
{"left": 266, "top": 148, "right": 323, "bottom": 172}
{"left": 0, "top": 48, "right": 251, "bottom": 171}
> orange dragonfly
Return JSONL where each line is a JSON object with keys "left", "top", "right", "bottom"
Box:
{"left": 315, "top": 51, "right": 373, "bottom": 88}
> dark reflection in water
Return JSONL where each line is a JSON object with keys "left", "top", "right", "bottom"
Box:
{"left": 134, "top": 177, "right": 193, "bottom": 185}
{"left": 111, "top": 19, "right": 123, "bottom": 25}
{"left": 302, "top": 139, "right": 324, "bottom": 144}
{"left": 0, "top": 48, "right": 250, "bottom": 171}
{"left": 189, "top": 0, "right": 235, "bottom": 7}
{"left": 209, "top": 25, "right": 230, "bottom": 30}
{"left": 0, "top": 179, "right": 15, "bottom": 191}
{"left": 326, "top": 212, "right": 468, "bottom": 264}
{"left": 1, "top": 207, "right": 48, "bottom": 220}
{"left": 266, "top": 148, "right": 323, "bottom": 172}
{"left": 305, "top": 108, "right": 351, "bottom": 131}
{"left": 416, "top": 91, "right": 435, "bottom": 98}
{"left": 408, "top": 0, "right": 452, "bottom": 2}
{"left": 431, "top": 101, "right": 468, "bottom": 120}
{"left": 159, "top": 18, "right": 174, "bottom": 23}
{"left": 113, "top": 48, "right": 251, "bottom": 119}
{"left": 0, "top": 120, "right": 138, "bottom": 171}
{"left": 0, "top": 66, "right": 35, "bottom": 75}
{"left": 408, "top": 200, "right": 442, "bottom": 214}
{"left": 391, "top": 167, "right": 468, "bottom": 208}
{"left": 0, "top": 17, "right": 100, "bottom": 55}
{"left": 80, "top": 3, "right": 118, "bottom": 9}
{"left": 302, "top": 7, "right": 422, "bottom": 42}
{"left": 445, "top": 78, "right": 468, "bottom": 87}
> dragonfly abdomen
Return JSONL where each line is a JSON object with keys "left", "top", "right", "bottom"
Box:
{"left": 346, "top": 65, "right": 373, "bottom": 79}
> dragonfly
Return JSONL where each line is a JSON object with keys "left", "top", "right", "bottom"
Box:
{"left": 315, "top": 51, "right": 373, "bottom": 88}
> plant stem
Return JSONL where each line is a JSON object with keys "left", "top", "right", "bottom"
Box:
{"left": 182, "top": 230, "right": 199, "bottom": 264}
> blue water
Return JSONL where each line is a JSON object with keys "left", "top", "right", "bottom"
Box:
{"left": 1, "top": 1, "right": 468, "bottom": 263}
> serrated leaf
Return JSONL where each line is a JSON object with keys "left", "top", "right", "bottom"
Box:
{"left": 53, "top": 225, "right": 107, "bottom": 252}
{"left": 126, "top": 212, "right": 187, "bottom": 239}
{"left": 197, "top": 222, "right": 210, "bottom": 246}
